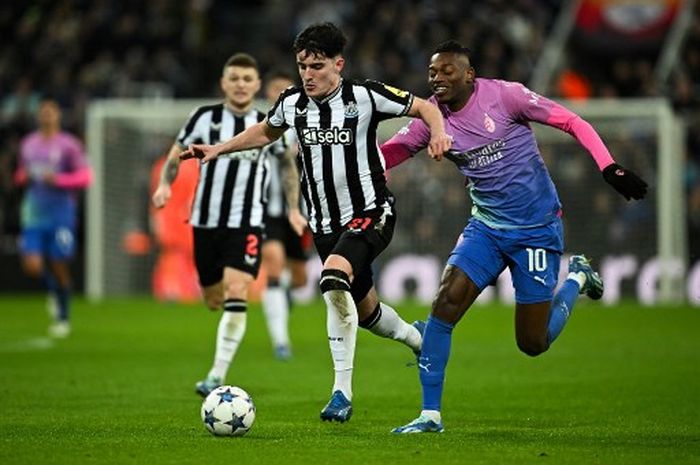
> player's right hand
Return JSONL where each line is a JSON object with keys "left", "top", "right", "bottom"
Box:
{"left": 288, "top": 208, "right": 308, "bottom": 236}
{"left": 427, "top": 132, "right": 452, "bottom": 161}
{"left": 179, "top": 144, "right": 219, "bottom": 163}
{"left": 152, "top": 184, "right": 171, "bottom": 208}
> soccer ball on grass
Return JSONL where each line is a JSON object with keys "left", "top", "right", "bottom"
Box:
{"left": 200, "top": 385, "right": 256, "bottom": 436}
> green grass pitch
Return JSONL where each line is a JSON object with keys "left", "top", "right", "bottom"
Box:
{"left": 0, "top": 295, "right": 698, "bottom": 464}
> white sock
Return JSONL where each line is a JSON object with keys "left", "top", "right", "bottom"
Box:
{"left": 208, "top": 305, "right": 247, "bottom": 380}
{"left": 365, "top": 302, "right": 422, "bottom": 353}
{"left": 420, "top": 409, "right": 442, "bottom": 423}
{"left": 262, "top": 284, "right": 290, "bottom": 348}
{"left": 323, "top": 289, "right": 358, "bottom": 400}
{"left": 568, "top": 271, "right": 586, "bottom": 290}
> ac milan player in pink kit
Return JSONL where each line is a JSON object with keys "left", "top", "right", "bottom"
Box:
{"left": 15, "top": 98, "right": 92, "bottom": 338}
{"left": 384, "top": 41, "right": 648, "bottom": 433}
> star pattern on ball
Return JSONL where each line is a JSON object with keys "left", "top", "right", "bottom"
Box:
{"left": 225, "top": 413, "right": 247, "bottom": 431}
{"left": 203, "top": 409, "right": 217, "bottom": 429}
{"left": 216, "top": 387, "right": 238, "bottom": 404}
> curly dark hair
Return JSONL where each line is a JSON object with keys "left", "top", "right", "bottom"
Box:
{"left": 293, "top": 22, "right": 347, "bottom": 58}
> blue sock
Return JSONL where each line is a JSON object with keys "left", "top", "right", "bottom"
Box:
{"left": 419, "top": 315, "right": 454, "bottom": 411}
{"left": 43, "top": 271, "right": 57, "bottom": 294}
{"left": 547, "top": 278, "right": 580, "bottom": 345}
{"left": 56, "top": 286, "right": 70, "bottom": 322}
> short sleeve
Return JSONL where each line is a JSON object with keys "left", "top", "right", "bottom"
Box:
{"left": 363, "top": 80, "right": 414, "bottom": 119}
{"left": 176, "top": 106, "right": 211, "bottom": 147}
{"left": 66, "top": 135, "right": 88, "bottom": 170}
{"left": 499, "top": 81, "right": 559, "bottom": 124}
{"left": 267, "top": 93, "right": 290, "bottom": 129}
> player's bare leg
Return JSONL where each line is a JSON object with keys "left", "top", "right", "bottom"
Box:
{"left": 516, "top": 255, "right": 604, "bottom": 357}
{"left": 288, "top": 258, "right": 307, "bottom": 289}
{"left": 319, "top": 253, "right": 356, "bottom": 422}
{"left": 21, "top": 253, "right": 43, "bottom": 279}
{"left": 261, "top": 240, "right": 292, "bottom": 360}
{"left": 197, "top": 268, "right": 253, "bottom": 397}
{"left": 515, "top": 302, "right": 551, "bottom": 356}
{"left": 393, "top": 265, "right": 479, "bottom": 433}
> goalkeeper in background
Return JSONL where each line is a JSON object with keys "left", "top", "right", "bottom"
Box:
{"left": 14, "top": 97, "right": 93, "bottom": 338}
{"left": 382, "top": 41, "right": 648, "bottom": 433}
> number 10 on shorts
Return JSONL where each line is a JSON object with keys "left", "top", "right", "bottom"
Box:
{"left": 526, "top": 247, "right": 547, "bottom": 272}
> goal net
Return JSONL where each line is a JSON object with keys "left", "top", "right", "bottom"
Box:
{"left": 85, "top": 98, "right": 688, "bottom": 305}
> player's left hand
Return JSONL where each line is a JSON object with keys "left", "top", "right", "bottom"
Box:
{"left": 427, "top": 132, "right": 452, "bottom": 161}
{"left": 288, "top": 208, "right": 308, "bottom": 236}
{"left": 602, "top": 163, "right": 648, "bottom": 200}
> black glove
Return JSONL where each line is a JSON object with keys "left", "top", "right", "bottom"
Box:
{"left": 602, "top": 163, "right": 648, "bottom": 200}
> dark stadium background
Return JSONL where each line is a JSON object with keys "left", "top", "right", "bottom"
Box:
{"left": 0, "top": 0, "right": 697, "bottom": 296}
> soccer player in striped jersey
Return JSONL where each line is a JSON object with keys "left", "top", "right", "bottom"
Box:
{"left": 152, "top": 53, "right": 306, "bottom": 397}
{"left": 260, "top": 70, "right": 310, "bottom": 361}
{"left": 180, "top": 22, "right": 453, "bottom": 422}
{"left": 382, "top": 41, "right": 648, "bottom": 433}
{"left": 14, "top": 98, "right": 93, "bottom": 338}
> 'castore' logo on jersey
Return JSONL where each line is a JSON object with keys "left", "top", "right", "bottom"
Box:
{"left": 300, "top": 127, "right": 354, "bottom": 146}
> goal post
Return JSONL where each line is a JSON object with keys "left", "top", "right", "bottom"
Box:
{"left": 85, "top": 97, "right": 687, "bottom": 304}
{"left": 544, "top": 98, "right": 686, "bottom": 303}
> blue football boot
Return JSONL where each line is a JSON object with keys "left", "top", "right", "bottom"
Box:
{"left": 569, "top": 255, "right": 604, "bottom": 300}
{"left": 391, "top": 415, "right": 444, "bottom": 434}
{"left": 320, "top": 390, "right": 353, "bottom": 422}
{"left": 195, "top": 376, "right": 222, "bottom": 398}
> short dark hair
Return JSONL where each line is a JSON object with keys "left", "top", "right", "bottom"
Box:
{"left": 293, "top": 22, "right": 347, "bottom": 58}
{"left": 264, "top": 68, "right": 295, "bottom": 84}
{"left": 223, "top": 53, "right": 259, "bottom": 72}
{"left": 433, "top": 40, "right": 472, "bottom": 59}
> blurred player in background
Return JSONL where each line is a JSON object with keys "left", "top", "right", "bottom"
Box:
{"left": 260, "top": 70, "right": 310, "bottom": 361}
{"left": 383, "top": 41, "right": 649, "bottom": 433}
{"left": 152, "top": 53, "right": 306, "bottom": 397}
{"left": 14, "top": 97, "right": 93, "bottom": 338}
{"left": 179, "top": 22, "right": 452, "bottom": 423}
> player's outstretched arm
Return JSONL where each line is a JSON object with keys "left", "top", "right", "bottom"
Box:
{"left": 503, "top": 83, "right": 649, "bottom": 201}
{"left": 406, "top": 98, "right": 451, "bottom": 160}
{"left": 279, "top": 144, "right": 307, "bottom": 236}
{"left": 179, "top": 121, "right": 286, "bottom": 163}
{"left": 152, "top": 142, "right": 182, "bottom": 208}
{"left": 547, "top": 108, "right": 648, "bottom": 200}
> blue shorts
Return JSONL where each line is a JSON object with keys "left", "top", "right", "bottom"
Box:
{"left": 447, "top": 218, "right": 564, "bottom": 304}
{"left": 20, "top": 226, "right": 76, "bottom": 260}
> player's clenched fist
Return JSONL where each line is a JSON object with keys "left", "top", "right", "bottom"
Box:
{"left": 152, "top": 184, "right": 172, "bottom": 208}
{"left": 427, "top": 132, "right": 452, "bottom": 161}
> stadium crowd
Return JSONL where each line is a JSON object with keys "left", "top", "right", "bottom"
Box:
{"left": 0, "top": 0, "right": 698, "bottom": 270}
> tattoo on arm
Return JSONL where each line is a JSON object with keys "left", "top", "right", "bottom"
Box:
{"left": 279, "top": 149, "right": 300, "bottom": 209}
{"left": 160, "top": 157, "right": 180, "bottom": 185}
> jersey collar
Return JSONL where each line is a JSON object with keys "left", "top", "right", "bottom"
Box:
{"left": 311, "top": 79, "right": 343, "bottom": 105}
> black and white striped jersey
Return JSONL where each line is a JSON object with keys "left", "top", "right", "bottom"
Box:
{"left": 266, "top": 79, "right": 414, "bottom": 235}
{"left": 264, "top": 129, "right": 297, "bottom": 219}
{"left": 177, "top": 103, "right": 284, "bottom": 229}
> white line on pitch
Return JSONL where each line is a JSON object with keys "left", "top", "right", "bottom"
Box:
{"left": 0, "top": 337, "right": 55, "bottom": 353}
